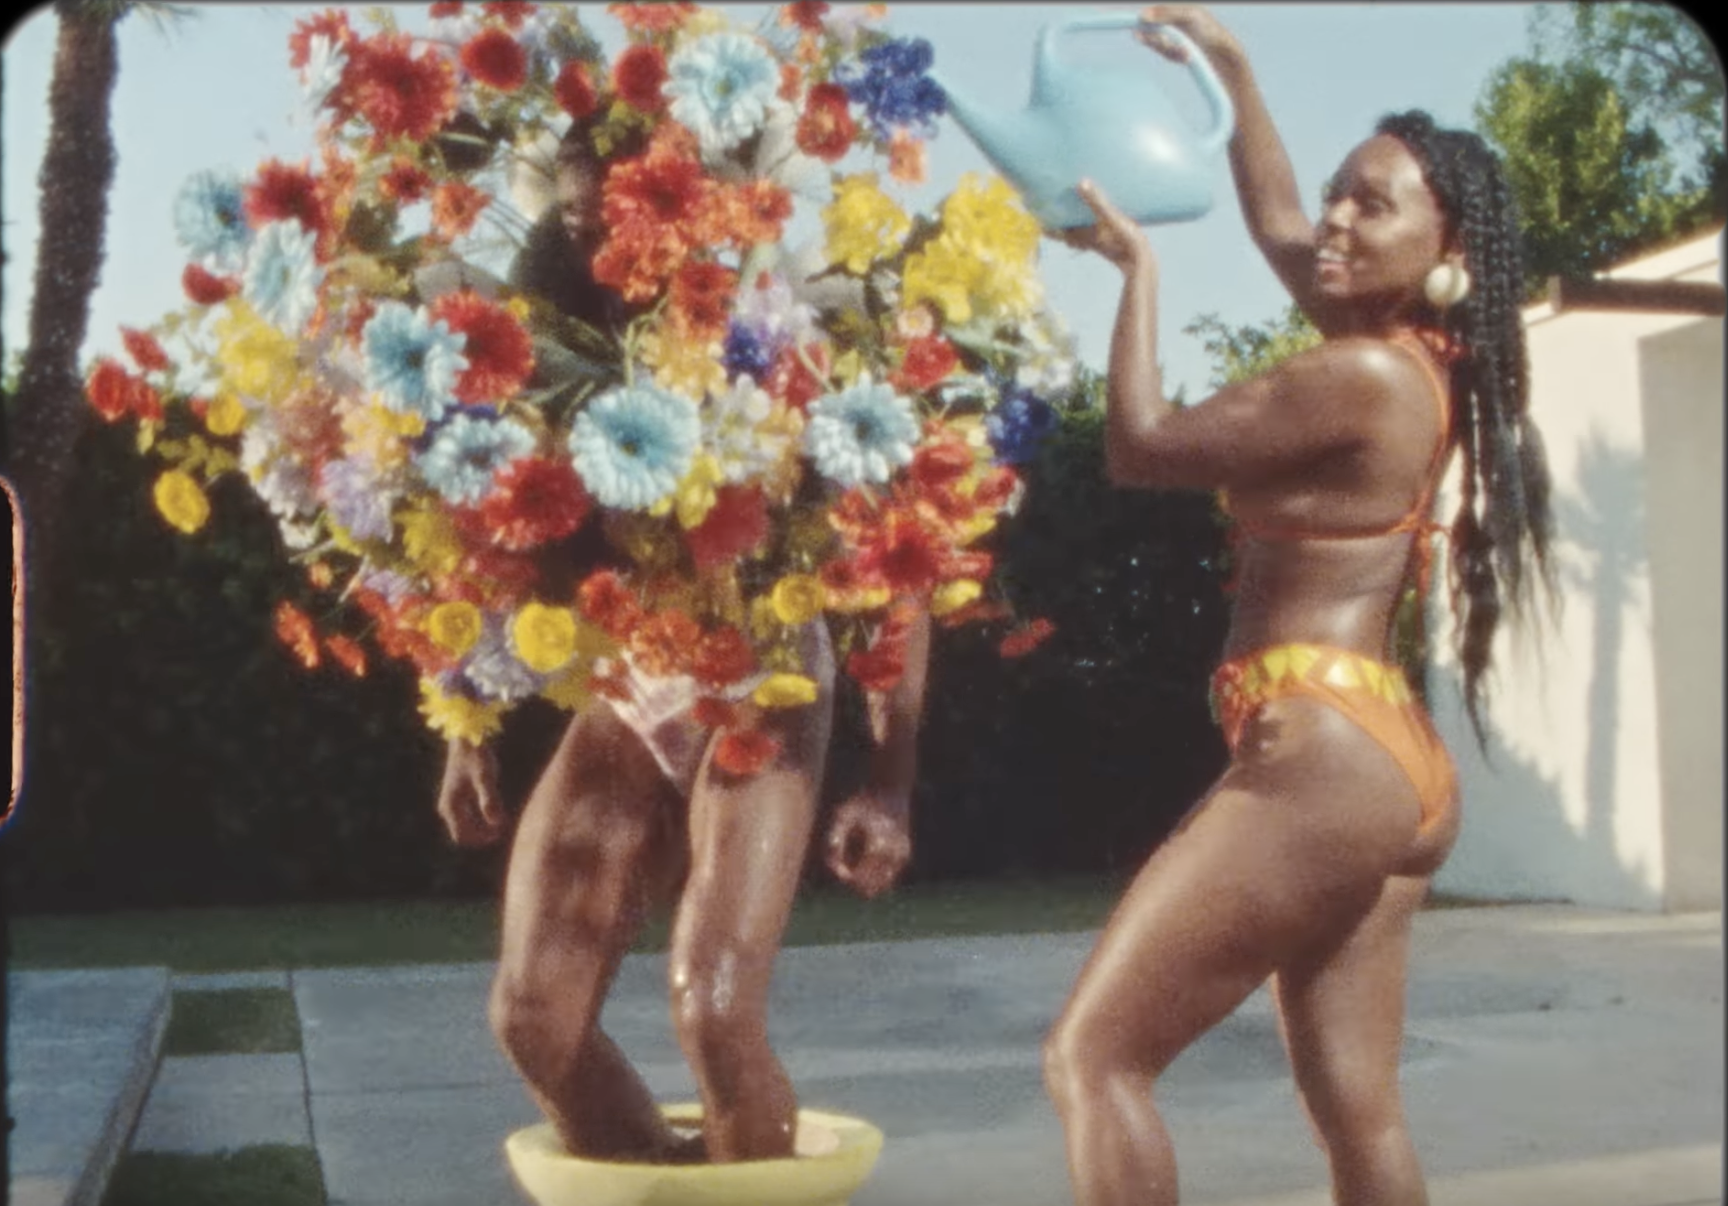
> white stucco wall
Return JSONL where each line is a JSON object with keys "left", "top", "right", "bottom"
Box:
{"left": 1431, "top": 229, "right": 1724, "bottom": 911}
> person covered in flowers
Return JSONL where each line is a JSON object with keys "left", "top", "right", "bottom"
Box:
{"left": 433, "top": 121, "right": 934, "bottom": 1165}
{"left": 1045, "top": 6, "right": 1553, "bottom": 1204}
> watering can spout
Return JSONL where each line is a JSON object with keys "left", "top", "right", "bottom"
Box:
{"left": 928, "top": 72, "right": 1028, "bottom": 176}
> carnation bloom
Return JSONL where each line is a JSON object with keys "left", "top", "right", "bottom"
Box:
{"left": 804, "top": 377, "right": 919, "bottom": 487}
{"left": 713, "top": 727, "right": 781, "bottom": 776}
{"left": 461, "top": 27, "right": 527, "bottom": 90}
{"left": 668, "top": 260, "right": 737, "bottom": 340}
{"left": 415, "top": 412, "right": 536, "bottom": 505}
{"left": 627, "top": 610, "right": 701, "bottom": 677}
{"left": 691, "top": 626, "right": 756, "bottom": 688}
{"left": 568, "top": 382, "right": 701, "bottom": 510}
{"left": 553, "top": 59, "right": 598, "bottom": 118}
{"left": 379, "top": 158, "right": 432, "bottom": 203}
{"left": 120, "top": 327, "right": 170, "bottom": 373}
{"left": 822, "top": 173, "right": 909, "bottom": 274}
{"left": 478, "top": 456, "right": 592, "bottom": 550}
{"left": 153, "top": 469, "right": 211, "bottom": 534}
{"left": 665, "top": 32, "right": 781, "bottom": 158}
{"left": 683, "top": 483, "right": 769, "bottom": 571}
{"left": 431, "top": 180, "right": 491, "bottom": 240}
{"left": 361, "top": 301, "right": 469, "bottom": 422}
{"left": 795, "top": 82, "right": 855, "bottom": 162}
{"left": 242, "top": 220, "right": 324, "bottom": 335}
{"left": 430, "top": 290, "right": 533, "bottom": 404}
{"left": 173, "top": 169, "right": 251, "bottom": 272}
{"left": 244, "top": 160, "right": 329, "bottom": 255}
{"left": 856, "top": 507, "right": 950, "bottom": 596}
{"left": 275, "top": 601, "right": 322, "bottom": 668}
{"left": 577, "top": 570, "right": 644, "bottom": 640}
{"left": 182, "top": 263, "right": 239, "bottom": 305}
{"left": 341, "top": 33, "right": 459, "bottom": 143}
{"left": 892, "top": 334, "right": 958, "bottom": 394}
{"left": 719, "top": 179, "right": 793, "bottom": 248}
{"left": 510, "top": 603, "right": 579, "bottom": 673}
{"left": 612, "top": 43, "right": 669, "bottom": 112}
{"left": 608, "top": 3, "right": 697, "bottom": 34}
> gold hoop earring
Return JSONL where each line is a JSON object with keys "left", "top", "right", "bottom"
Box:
{"left": 1424, "top": 261, "right": 1471, "bottom": 310}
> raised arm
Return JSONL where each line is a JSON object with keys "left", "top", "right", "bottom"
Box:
{"left": 1138, "top": 6, "right": 1322, "bottom": 316}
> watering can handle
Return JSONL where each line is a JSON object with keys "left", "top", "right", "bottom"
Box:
{"left": 1046, "top": 14, "right": 1237, "bottom": 159}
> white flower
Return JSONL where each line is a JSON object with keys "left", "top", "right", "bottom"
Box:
{"left": 568, "top": 382, "right": 702, "bottom": 510}
{"left": 300, "top": 33, "right": 346, "bottom": 109}
{"left": 705, "top": 376, "right": 791, "bottom": 484}
{"left": 804, "top": 376, "right": 919, "bottom": 487}
{"left": 665, "top": 32, "right": 782, "bottom": 160}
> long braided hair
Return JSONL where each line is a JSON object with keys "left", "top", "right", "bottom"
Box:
{"left": 1376, "top": 111, "right": 1556, "bottom": 745}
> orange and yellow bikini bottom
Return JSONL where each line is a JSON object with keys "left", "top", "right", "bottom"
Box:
{"left": 1209, "top": 643, "right": 1456, "bottom": 831}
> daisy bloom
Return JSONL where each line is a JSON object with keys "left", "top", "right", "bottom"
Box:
{"left": 173, "top": 169, "right": 252, "bottom": 272}
{"left": 665, "top": 32, "right": 781, "bottom": 159}
{"left": 569, "top": 381, "right": 702, "bottom": 510}
{"left": 361, "top": 301, "right": 468, "bottom": 422}
{"left": 804, "top": 377, "right": 919, "bottom": 487}
{"left": 415, "top": 412, "right": 537, "bottom": 505}
{"left": 242, "top": 220, "right": 323, "bottom": 335}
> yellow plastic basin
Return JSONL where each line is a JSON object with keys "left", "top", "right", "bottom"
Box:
{"left": 504, "top": 1104, "right": 885, "bottom": 1206}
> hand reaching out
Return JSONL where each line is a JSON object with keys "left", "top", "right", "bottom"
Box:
{"left": 1051, "top": 180, "right": 1156, "bottom": 275}
{"left": 437, "top": 738, "right": 507, "bottom": 847}
{"left": 1135, "top": 5, "right": 1243, "bottom": 66}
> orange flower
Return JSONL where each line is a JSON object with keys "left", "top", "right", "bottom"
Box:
{"left": 431, "top": 289, "right": 534, "bottom": 403}
{"left": 691, "top": 626, "right": 757, "bottom": 689}
{"left": 999, "top": 618, "right": 1055, "bottom": 659}
{"left": 379, "top": 157, "right": 432, "bottom": 203}
{"left": 713, "top": 727, "right": 782, "bottom": 776}
{"left": 274, "top": 601, "right": 322, "bottom": 669}
{"left": 326, "top": 634, "right": 369, "bottom": 676}
{"left": 431, "top": 180, "right": 490, "bottom": 240}
{"left": 578, "top": 570, "right": 644, "bottom": 640}
{"left": 628, "top": 609, "right": 701, "bottom": 677}
{"left": 668, "top": 260, "right": 737, "bottom": 340}
{"left": 888, "top": 129, "right": 927, "bottom": 185}
{"left": 461, "top": 26, "right": 528, "bottom": 91}
{"left": 893, "top": 334, "right": 958, "bottom": 394}
{"left": 778, "top": 62, "right": 802, "bottom": 102}
{"left": 908, "top": 439, "right": 972, "bottom": 493}
{"left": 935, "top": 598, "right": 1012, "bottom": 629}
{"left": 726, "top": 179, "right": 794, "bottom": 248}
{"left": 796, "top": 83, "right": 855, "bottom": 163}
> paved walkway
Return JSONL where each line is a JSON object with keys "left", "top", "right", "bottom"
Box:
{"left": 11, "top": 904, "right": 1723, "bottom": 1206}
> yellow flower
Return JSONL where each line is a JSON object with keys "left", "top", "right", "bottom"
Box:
{"left": 153, "top": 469, "right": 210, "bottom": 534}
{"left": 826, "top": 584, "right": 893, "bottom": 614}
{"left": 931, "top": 579, "right": 984, "bottom": 617}
{"left": 399, "top": 507, "right": 463, "bottom": 576}
{"left": 953, "top": 512, "right": 998, "bottom": 545}
{"left": 823, "top": 173, "right": 910, "bottom": 275}
{"left": 748, "top": 594, "right": 783, "bottom": 640}
{"left": 902, "top": 235, "right": 985, "bottom": 324}
{"left": 426, "top": 601, "right": 484, "bottom": 657}
{"left": 670, "top": 452, "right": 724, "bottom": 530}
{"left": 343, "top": 401, "right": 424, "bottom": 469}
{"left": 418, "top": 679, "right": 505, "bottom": 744}
{"left": 941, "top": 174, "right": 1041, "bottom": 265}
{"left": 204, "top": 393, "right": 249, "bottom": 436}
{"left": 511, "top": 602, "right": 579, "bottom": 673}
{"left": 213, "top": 300, "right": 301, "bottom": 403}
{"left": 638, "top": 332, "right": 727, "bottom": 401}
{"left": 753, "top": 673, "right": 820, "bottom": 709}
{"left": 770, "top": 574, "right": 827, "bottom": 625}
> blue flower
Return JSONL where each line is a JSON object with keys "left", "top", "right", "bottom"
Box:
{"left": 568, "top": 383, "right": 701, "bottom": 510}
{"left": 414, "top": 412, "right": 536, "bottom": 505}
{"left": 173, "top": 169, "right": 252, "bottom": 272}
{"left": 835, "top": 37, "right": 946, "bottom": 139}
{"left": 723, "top": 323, "right": 776, "bottom": 381}
{"left": 317, "top": 456, "right": 399, "bottom": 542}
{"left": 804, "top": 377, "right": 920, "bottom": 486}
{"left": 665, "top": 32, "right": 782, "bottom": 159}
{"left": 985, "top": 386, "right": 1060, "bottom": 465}
{"left": 361, "top": 301, "right": 469, "bottom": 423}
{"left": 242, "top": 220, "right": 323, "bottom": 335}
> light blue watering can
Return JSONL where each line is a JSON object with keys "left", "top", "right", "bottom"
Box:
{"left": 932, "top": 13, "right": 1235, "bottom": 229}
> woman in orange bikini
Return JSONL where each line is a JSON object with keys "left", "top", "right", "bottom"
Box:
{"left": 1046, "top": 6, "right": 1553, "bottom": 1204}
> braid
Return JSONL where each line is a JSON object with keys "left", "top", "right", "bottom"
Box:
{"left": 1376, "top": 111, "right": 1556, "bottom": 746}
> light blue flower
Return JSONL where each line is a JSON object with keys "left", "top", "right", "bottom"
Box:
{"left": 460, "top": 617, "right": 545, "bottom": 704}
{"left": 665, "top": 32, "right": 781, "bottom": 159}
{"left": 804, "top": 377, "right": 919, "bottom": 486}
{"left": 361, "top": 301, "right": 469, "bottom": 423}
{"left": 317, "top": 456, "right": 399, "bottom": 542}
{"left": 568, "top": 382, "right": 701, "bottom": 510}
{"left": 173, "top": 169, "right": 252, "bottom": 272}
{"left": 242, "top": 220, "right": 323, "bottom": 335}
{"left": 414, "top": 412, "right": 536, "bottom": 505}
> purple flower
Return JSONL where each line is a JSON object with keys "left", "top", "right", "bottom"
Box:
{"left": 723, "top": 324, "right": 776, "bottom": 381}
{"left": 986, "top": 386, "right": 1060, "bottom": 465}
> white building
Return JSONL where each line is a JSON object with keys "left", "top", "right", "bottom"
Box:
{"left": 1431, "top": 226, "right": 1724, "bottom": 912}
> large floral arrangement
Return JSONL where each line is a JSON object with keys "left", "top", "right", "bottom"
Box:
{"left": 88, "top": 1, "right": 1074, "bottom": 774}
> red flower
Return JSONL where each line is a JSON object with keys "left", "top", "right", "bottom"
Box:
{"left": 326, "top": 634, "right": 369, "bottom": 677}
{"left": 430, "top": 180, "right": 490, "bottom": 240}
{"left": 766, "top": 342, "right": 829, "bottom": 411}
{"left": 478, "top": 457, "right": 592, "bottom": 551}
{"left": 245, "top": 159, "right": 331, "bottom": 255}
{"left": 429, "top": 1, "right": 464, "bottom": 17}
{"left": 341, "top": 33, "right": 459, "bottom": 143}
{"left": 120, "top": 327, "right": 170, "bottom": 374}
{"left": 578, "top": 570, "right": 643, "bottom": 640}
{"left": 973, "top": 466, "right": 1020, "bottom": 512}
{"left": 431, "top": 290, "right": 534, "bottom": 403}
{"left": 608, "top": 3, "right": 697, "bottom": 33}
{"left": 482, "top": 1, "right": 536, "bottom": 29}
{"left": 554, "top": 60, "right": 599, "bottom": 119}
{"left": 274, "top": 602, "right": 322, "bottom": 670}
{"left": 796, "top": 83, "right": 856, "bottom": 162}
{"left": 934, "top": 599, "right": 1012, "bottom": 629}
{"left": 778, "top": 62, "right": 802, "bottom": 103}
{"left": 669, "top": 260, "right": 737, "bottom": 340}
{"left": 612, "top": 43, "right": 668, "bottom": 112}
{"left": 781, "top": 1, "right": 829, "bottom": 32}
{"left": 909, "top": 440, "right": 972, "bottom": 494}
{"left": 461, "top": 27, "right": 527, "bottom": 91}
{"left": 858, "top": 510, "right": 950, "bottom": 596}
{"left": 454, "top": 544, "right": 542, "bottom": 610}
{"left": 725, "top": 179, "right": 793, "bottom": 247}
{"left": 819, "top": 554, "right": 878, "bottom": 597}
{"left": 85, "top": 359, "right": 163, "bottom": 424}
{"left": 684, "top": 485, "right": 770, "bottom": 572}
{"left": 379, "top": 157, "right": 432, "bottom": 204}
{"left": 847, "top": 639, "right": 905, "bottom": 693}
{"left": 893, "top": 335, "right": 958, "bottom": 394}
{"left": 629, "top": 609, "right": 701, "bottom": 677}
{"left": 288, "top": 10, "right": 355, "bottom": 70}
{"left": 182, "top": 264, "right": 239, "bottom": 305}
{"left": 999, "top": 618, "right": 1056, "bottom": 659}
{"left": 713, "top": 727, "right": 782, "bottom": 776}
{"left": 691, "top": 626, "right": 757, "bottom": 689}
{"left": 693, "top": 697, "right": 741, "bottom": 729}
{"left": 602, "top": 142, "right": 710, "bottom": 231}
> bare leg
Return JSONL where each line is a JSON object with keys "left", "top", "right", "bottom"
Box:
{"left": 1042, "top": 697, "right": 1425, "bottom": 1206}
{"left": 489, "top": 703, "right": 691, "bottom": 1160}
{"left": 667, "top": 675, "right": 835, "bottom": 1162}
{"left": 1276, "top": 873, "right": 1434, "bottom": 1206}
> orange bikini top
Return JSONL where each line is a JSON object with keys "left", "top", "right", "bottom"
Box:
{"left": 1220, "top": 328, "right": 1457, "bottom": 595}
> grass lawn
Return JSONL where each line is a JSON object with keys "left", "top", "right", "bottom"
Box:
{"left": 164, "top": 988, "right": 303, "bottom": 1056}
{"left": 101, "top": 1147, "right": 324, "bottom": 1206}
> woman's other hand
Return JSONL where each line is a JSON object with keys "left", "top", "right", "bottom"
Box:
{"left": 1052, "top": 180, "right": 1155, "bottom": 275}
{"left": 437, "top": 737, "right": 507, "bottom": 847}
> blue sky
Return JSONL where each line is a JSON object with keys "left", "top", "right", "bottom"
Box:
{"left": 3, "top": 3, "right": 1537, "bottom": 398}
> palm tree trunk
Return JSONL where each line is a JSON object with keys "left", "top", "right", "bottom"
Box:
{"left": 6, "top": 1, "right": 124, "bottom": 618}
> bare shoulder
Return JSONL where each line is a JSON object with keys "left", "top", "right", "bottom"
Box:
{"left": 1269, "top": 337, "right": 1437, "bottom": 420}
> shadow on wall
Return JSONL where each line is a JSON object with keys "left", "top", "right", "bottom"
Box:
{"left": 1433, "top": 430, "right": 1659, "bottom": 908}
